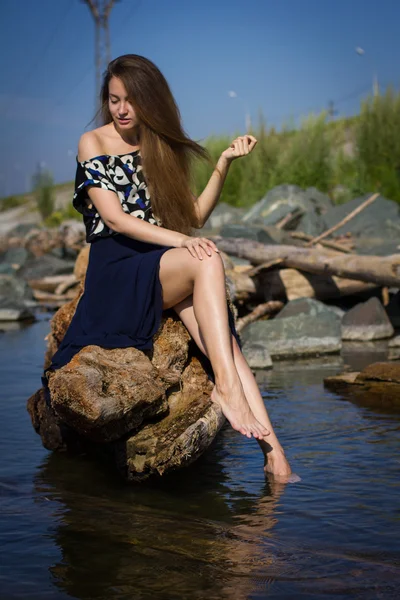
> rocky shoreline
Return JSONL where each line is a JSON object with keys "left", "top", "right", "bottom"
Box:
{"left": 1, "top": 183, "right": 399, "bottom": 479}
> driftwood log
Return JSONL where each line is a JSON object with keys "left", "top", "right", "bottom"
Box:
{"left": 28, "top": 246, "right": 226, "bottom": 481}
{"left": 216, "top": 238, "right": 400, "bottom": 287}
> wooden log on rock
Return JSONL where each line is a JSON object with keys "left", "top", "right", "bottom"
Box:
{"left": 28, "top": 274, "right": 78, "bottom": 294}
{"left": 259, "top": 268, "right": 378, "bottom": 302}
{"left": 214, "top": 237, "right": 400, "bottom": 287}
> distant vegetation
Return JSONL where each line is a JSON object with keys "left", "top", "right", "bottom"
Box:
{"left": 1, "top": 89, "right": 399, "bottom": 225}
{"left": 193, "top": 88, "right": 400, "bottom": 206}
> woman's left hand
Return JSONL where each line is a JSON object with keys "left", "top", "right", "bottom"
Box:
{"left": 221, "top": 135, "right": 257, "bottom": 162}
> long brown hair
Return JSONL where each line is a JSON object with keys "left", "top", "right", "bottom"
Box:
{"left": 100, "top": 54, "right": 208, "bottom": 234}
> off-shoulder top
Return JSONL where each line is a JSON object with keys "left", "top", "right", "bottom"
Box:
{"left": 72, "top": 150, "right": 160, "bottom": 243}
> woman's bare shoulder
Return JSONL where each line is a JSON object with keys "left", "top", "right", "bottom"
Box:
{"left": 77, "top": 125, "right": 112, "bottom": 161}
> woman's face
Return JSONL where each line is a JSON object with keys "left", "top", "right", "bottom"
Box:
{"left": 108, "top": 76, "right": 138, "bottom": 131}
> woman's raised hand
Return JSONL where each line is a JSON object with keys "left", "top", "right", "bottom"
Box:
{"left": 180, "top": 236, "right": 220, "bottom": 260}
{"left": 221, "top": 135, "right": 257, "bottom": 162}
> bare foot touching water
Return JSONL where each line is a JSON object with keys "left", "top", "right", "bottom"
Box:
{"left": 263, "top": 446, "right": 301, "bottom": 483}
{"left": 211, "top": 382, "right": 270, "bottom": 439}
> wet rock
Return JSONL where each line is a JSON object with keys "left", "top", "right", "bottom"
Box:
{"left": 27, "top": 388, "right": 82, "bottom": 452}
{"left": 241, "top": 312, "right": 342, "bottom": 359}
{"left": 341, "top": 297, "right": 394, "bottom": 340}
{"left": 18, "top": 254, "right": 75, "bottom": 280}
{"left": 275, "top": 297, "right": 342, "bottom": 321}
{"left": 242, "top": 341, "right": 273, "bottom": 369}
{"left": 324, "top": 361, "right": 400, "bottom": 410}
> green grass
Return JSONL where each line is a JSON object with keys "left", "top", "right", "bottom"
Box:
{"left": 192, "top": 88, "right": 400, "bottom": 206}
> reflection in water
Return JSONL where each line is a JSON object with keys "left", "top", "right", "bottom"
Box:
{"left": 34, "top": 444, "right": 285, "bottom": 599}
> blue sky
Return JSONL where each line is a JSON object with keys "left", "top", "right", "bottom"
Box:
{"left": 1, "top": 0, "right": 399, "bottom": 197}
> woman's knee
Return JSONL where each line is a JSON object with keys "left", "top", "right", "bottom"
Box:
{"left": 194, "top": 250, "right": 225, "bottom": 276}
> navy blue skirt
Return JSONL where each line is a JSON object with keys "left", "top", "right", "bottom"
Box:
{"left": 45, "top": 234, "right": 241, "bottom": 382}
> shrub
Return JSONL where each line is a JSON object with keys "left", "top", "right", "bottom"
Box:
{"left": 32, "top": 166, "right": 55, "bottom": 220}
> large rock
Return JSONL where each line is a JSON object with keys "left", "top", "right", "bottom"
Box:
{"left": 275, "top": 297, "right": 343, "bottom": 321}
{"left": 0, "top": 274, "right": 34, "bottom": 306}
{"left": 219, "top": 223, "right": 292, "bottom": 245}
{"left": 241, "top": 312, "right": 342, "bottom": 359}
{"left": 242, "top": 341, "right": 273, "bottom": 369}
{"left": 0, "top": 274, "right": 35, "bottom": 320}
{"left": 242, "top": 185, "right": 312, "bottom": 226}
{"left": 18, "top": 254, "right": 75, "bottom": 280}
{"left": 47, "top": 345, "right": 169, "bottom": 443}
{"left": 203, "top": 202, "right": 244, "bottom": 231}
{"left": 241, "top": 184, "right": 333, "bottom": 230}
{"left": 324, "top": 362, "right": 400, "bottom": 410}
{"left": 322, "top": 193, "right": 400, "bottom": 239}
{"left": 341, "top": 297, "right": 394, "bottom": 341}
{"left": 0, "top": 247, "right": 31, "bottom": 273}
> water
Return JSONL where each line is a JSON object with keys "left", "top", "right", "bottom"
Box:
{"left": 1, "top": 316, "right": 399, "bottom": 599}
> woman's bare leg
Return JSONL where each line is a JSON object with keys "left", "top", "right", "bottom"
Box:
{"left": 159, "top": 248, "right": 268, "bottom": 440}
{"left": 173, "top": 294, "right": 293, "bottom": 478}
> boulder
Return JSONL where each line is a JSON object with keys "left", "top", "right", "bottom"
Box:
{"left": 241, "top": 312, "right": 342, "bottom": 359}
{"left": 322, "top": 194, "right": 400, "bottom": 239}
{"left": 341, "top": 297, "right": 394, "bottom": 341}
{"left": 296, "top": 210, "right": 326, "bottom": 237}
{"left": 18, "top": 254, "right": 75, "bottom": 280}
{"left": 242, "top": 185, "right": 314, "bottom": 227}
{"left": 0, "top": 275, "right": 33, "bottom": 309}
{"left": 242, "top": 341, "right": 273, "bottom": 369}
{"left": 275, "top": 297, "right": 342, "bottom": 321}
{"left": 47, "top": 345, "right": 170, "bottom": 443}
{"left": 324, "top": 361, "right": 400, "bottom": 410}
{"left": 0, "top": 247, "right": 31, "bottom": 273}
{"left": 219, "top": 223, "right": 292, "bottom": 245}
{"left": 203, "top": 202, "right": 244, "bottom": 231}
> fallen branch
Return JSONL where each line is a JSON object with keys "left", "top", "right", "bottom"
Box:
{"left": 236, "top": 301, "right": 283, "bottom": 333}
{"left": 214, "top": 237, "right": 400, "bottom": 287}
{"left": 291, "top": 231, "right": 352, "bottom": 253}
{"left": 306, "top": 192, "right": 379, "bottom": 247}
{"left": 246, "top": 258, "right": 285, "bottom": 277}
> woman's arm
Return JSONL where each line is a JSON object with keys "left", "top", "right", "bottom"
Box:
{"left": 77, "top": 133, "right": 218, "bottom": 256}
{"left": 195, "top": 135, "right": 257, "bottom": 227}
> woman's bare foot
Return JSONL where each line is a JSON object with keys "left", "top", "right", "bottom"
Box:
{"left": 263, "top": 446, "right": 301, "bottom": 483}
{"left": 211, "top": 381, "right": 270, "bottom": 439}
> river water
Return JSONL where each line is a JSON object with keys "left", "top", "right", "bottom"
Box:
{"left": 1, "top": 315, "right": 399, "bottom": 599}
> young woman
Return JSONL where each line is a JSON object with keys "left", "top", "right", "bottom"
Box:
{"left": 47, "top": 54, "right": 293, "bottom": 481}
